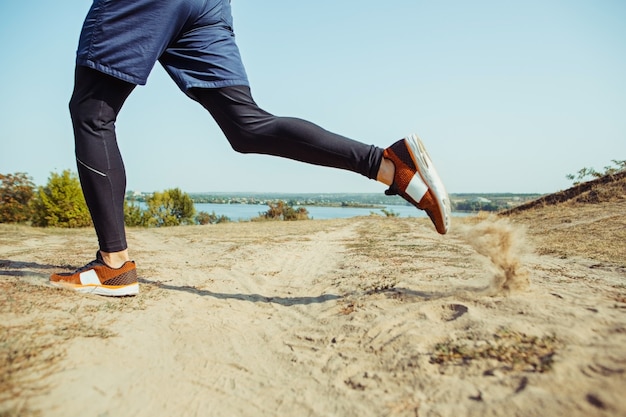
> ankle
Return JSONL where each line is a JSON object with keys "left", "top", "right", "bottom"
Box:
{"left": 100, "top": 250, "right": 130, "bottom": 269}
{"left": 377, "top": 157, "right": 395, "bottom": 186}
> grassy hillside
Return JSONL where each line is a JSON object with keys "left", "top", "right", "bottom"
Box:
{"left": 501, "top": 171, "right": 626, "bottom": 265}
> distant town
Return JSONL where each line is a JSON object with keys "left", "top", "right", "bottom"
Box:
{"left": 125, "top": 191, "right": 543, "bottom": 212}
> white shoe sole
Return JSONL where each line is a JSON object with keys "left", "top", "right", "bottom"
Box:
{"left": 404, "top": 134, "right": 451, "bottom": 234}
{"left": 51, "top": 281, "right": 139, "bottom": 297}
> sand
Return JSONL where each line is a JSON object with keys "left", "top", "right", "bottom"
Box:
{"left": 1, "top": 212, "right": 625, "bottom": 417}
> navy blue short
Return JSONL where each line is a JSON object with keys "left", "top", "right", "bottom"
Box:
{"left": 76, "top": 0, "right": 249, "bottom": 93}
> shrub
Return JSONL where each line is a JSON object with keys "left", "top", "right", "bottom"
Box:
{"left": 143, "top": 188, "right": 196, "bottom": 227}
{"left": 196, "top": 211, "right": 230, "bottom": 225}
{"left": 124, "top": 198, "right": 145, "bottom": 227}
{"left": 254, "top": 200, "right": 309, "bottom": 221}
{"left": 380, "top": 208, "right": 399, "bottom": 217}
{"left": 566, "top": 160, "right": 626, "bottom": 185}
{"left": 30, "top": 170, "right": 92, "bottom": 228}
{"left": 0, "top": 172, "right": 35, "bottom": 223}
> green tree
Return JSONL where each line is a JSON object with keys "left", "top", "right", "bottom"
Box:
{"left": 30, "top": 170, "right": 92, "bottom": 227}
{"left": 0, "top": 172, "right": 35, "bottom": 223}
{"left": 256, "top": 200, "right": 309, "bottom": 221}
{"left": 196, "top": 211, "right": 230, "bottom": 225}
{"left": 124, "top": 198, "right": 145, "bottom": 227}
{"left": 143, "top": 188, "right": 196, "bottom": 227}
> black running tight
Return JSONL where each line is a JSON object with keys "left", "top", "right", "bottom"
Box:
{"left": 70, "top": 66, "right": 384, "bottom": 252}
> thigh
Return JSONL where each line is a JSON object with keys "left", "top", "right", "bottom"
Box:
{"left": 160, "top": 0, "right": 249, "bottom": 96}
{"left": 70, "top": 67, "right": 136, "bottom": 171}
{"left": 71, "top": 66, "right": 136, "bottom": 115}
{"left": 76, "top": 0, "right": 199, "bottom": 85}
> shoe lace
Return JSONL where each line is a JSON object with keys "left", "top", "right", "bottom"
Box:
{"left": 72, "top": 258, "right": 104, "bottom": 274}
{"left": 71, "top": 252, "right": 105, "bottom": 274}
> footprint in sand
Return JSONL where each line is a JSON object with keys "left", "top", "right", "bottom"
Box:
{"left": 442, "top": 303, "right": 469, "bottom": 321}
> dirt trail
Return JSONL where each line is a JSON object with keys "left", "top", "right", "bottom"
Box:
{"left": 1, "top": 217, "right": 625, "bottom": 417}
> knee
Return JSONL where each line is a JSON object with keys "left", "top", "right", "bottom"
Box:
{"left": 68, "top": 92, "right": 82, "bottom": 121}
{"left": 225, "top": 130, "right": 255, "bottom": 154}
{"left": 69, "top": 93, "right": 116, "bottom": 132}
{"left": 69, "top": 93, "right": 91, "bottom": 126}
{"left": 222, "top": 115, "right": 278, "bottom": 154}
{"left": 69, "top": 94, "right": 120, "bottom": 163}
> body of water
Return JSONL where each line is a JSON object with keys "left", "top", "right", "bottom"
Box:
{"left": 193, "top": 203, "right": 472, "bottom": 221}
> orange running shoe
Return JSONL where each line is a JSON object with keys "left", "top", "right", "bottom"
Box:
{"left": 383, "top": 134, "right": 451, "bottom": 234}
{"left": 50, "top": 252, "right": 138, "bottom": 296}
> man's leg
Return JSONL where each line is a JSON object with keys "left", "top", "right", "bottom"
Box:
{"left": 194, "top": 85, "right": 450, "bottom": 234}
{"left": 49, "top": 66, "right": 139, "bottom": 296}
{"left": 69, "top": 66, "right": 136, "bottom": 266}
{"left": 193, "top": 86, "right": 385, "bottom": 180}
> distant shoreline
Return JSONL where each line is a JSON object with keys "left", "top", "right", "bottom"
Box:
{"left": 126, "top": 191, "right": 543, "bottom": 213}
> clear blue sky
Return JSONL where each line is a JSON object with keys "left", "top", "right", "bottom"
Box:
{"left": 1, "top": 1, "right": 625, "bottom": 194}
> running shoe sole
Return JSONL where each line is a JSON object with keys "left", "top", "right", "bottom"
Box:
{"left": 404, "top": 134, "right": 451, "bottom": 234}
{"left": 50, "top": 281, "right": 139, "bottom": 297}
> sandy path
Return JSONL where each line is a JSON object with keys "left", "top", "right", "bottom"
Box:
{"left": 1, "top": 217, "right": 625, "bottom": 417}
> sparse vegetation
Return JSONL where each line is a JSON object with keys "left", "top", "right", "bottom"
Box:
{"left": 431, "top": 328, "right": 559, "bottom": 373}
{"left": 566, "top": 159, "right": 626, "bottom": 185}
{"left": 252, "top": 200, "right": 310, "bottom": 221}
{"left": 380, "top": 208, "right": 399, "bottom": 217}
{"left": 0, "top": 276, "right": 160, "bottom": 416}
{"left": 500, "top": 170, "right": 625, "bottom": 265}
{"left": 0, "top": 283, "right": 104, "bottom": 415}
{"left": 196, "top": 211, "right": 230, "bottom": 225}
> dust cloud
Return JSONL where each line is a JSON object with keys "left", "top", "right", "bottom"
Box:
{"left": 459, "top": 215, "right": 531, "bottom": 295}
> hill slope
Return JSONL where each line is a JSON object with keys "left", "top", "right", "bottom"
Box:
{"left": 502, "top": 171, "right": 626, "bottom": 265}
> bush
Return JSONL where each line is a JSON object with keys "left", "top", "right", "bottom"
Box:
{"left": 196, "top": 211, "right": 230, "bottom": 225}
{"left": 380, "top": 208, "right": 399, "bottom": 217}
{"left": 124, "top": 198, "right": 145, "bottom": 227}
{"left": 0, "top": 172, "right": 35, "bottom": 223}
{"left": 254, "top": 200, "right": 309, "bottom": 221}
{"left": 454, "top": 200, "right": 500, "bottom": 212}
{"left": 566, "top": 160, "right": 626, "bottom": 185}
{"left": 30, "top": 170, "right": 92, "bottom": 228}
{"left": 143, "top": 188, "right": 196, "bottom": 227}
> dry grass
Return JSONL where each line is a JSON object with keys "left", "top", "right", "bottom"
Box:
{"left": 515, "top": 201, "right": 626, "bottom": 267}
{"left": 1, "top": 323, "right": 62, "bottom": 417}
{"left": 0, "top": 277, "right": 158, "bottom": 416}
{"left": 0, "top": 283, "right": 66, "bottom": 416}
{"left": 501, "top": 172, "right": 626, "bottom": 265}
{"left": 504, "top": 199, "right": 626, "bottom": 265}
{"left": 344, "top": 216, "right": 456, "bottom": 292}
{"left": 431, "top": 328, "right": 559, "bottom": 373}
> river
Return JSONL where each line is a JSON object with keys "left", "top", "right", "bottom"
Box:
{"left": 192, "top": 203, "right": 472, "bottom": 221}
